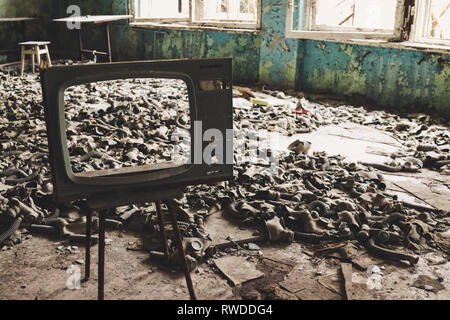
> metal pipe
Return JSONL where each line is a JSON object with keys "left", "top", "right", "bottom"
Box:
{"left": 364, "top": 237, "right": 418, "bottom": 265}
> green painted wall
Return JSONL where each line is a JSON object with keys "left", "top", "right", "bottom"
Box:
{"left": 298, "top": 40, "right": 450, "bottom": 116}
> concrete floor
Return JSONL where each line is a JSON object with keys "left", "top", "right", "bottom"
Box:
{"left": 1, "top": 120, "right": 449, "bottom": 300}
{"left": 0, "top": 229, "right": 448, "bottom": 300}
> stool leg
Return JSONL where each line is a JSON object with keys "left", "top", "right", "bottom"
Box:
{"left": 167, "top": 202, "right": 197, "bottom": 300}
{"left": 31, "top": 53, "right": 35, "bottom": 74}
{"left": 20, "top": 46, "right": 25, "bottom": 76}
{"left": 35, "top": 46, "right": 41, "bottom": 71}
{"left": 84, "top": 208, "right": 92, "bottom": 282}
{"left": 155, "top": 201, "right": 169, "bottom": 259}
{"left": 98, "top": 209, "right": 106, "bottom": 300}
{"left": 45, "top": 45, "right": 52, "bottom": 67}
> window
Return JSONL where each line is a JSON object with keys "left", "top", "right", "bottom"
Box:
{"left": 135, "top": 0, "right": 190, "bottom": 20}
{"left": 411, "top": 0, "right": 450, "bottom": 46}
{"left": 286, "top": 0, "right": 406, "bottom": 40}
{"left": 132, "top": 0, "right": 260, "bottom": 29}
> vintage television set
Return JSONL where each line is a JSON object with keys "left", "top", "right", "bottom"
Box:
{"left": 40, "top": 58, "right": 233, "bottom": 203}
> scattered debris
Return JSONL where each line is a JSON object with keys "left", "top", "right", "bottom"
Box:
{"left": 214, "top": 256, "right": 264, "bottom": 286}
{"left": 247, "top": 243, "right": 260, "bottom": 251}
{"left": 412, "top": 275, "right": 445, "bottom": 293}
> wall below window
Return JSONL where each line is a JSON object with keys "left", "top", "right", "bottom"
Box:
{"left": 1, "top": 0, "right": 448, "bottom": 117}
{"left": 298, "top": 40, "right": 449, "bottom": 117}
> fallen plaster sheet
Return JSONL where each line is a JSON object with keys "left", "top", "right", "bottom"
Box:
{"left": 279, "top": 269, "right": 342, "bottom": 300}
{"left": 384, "top": 175, "right": 450, "bottom": 211}
{"left": 388, "top": 190, "right": 436, "bottom": 210}
{"left": 214, "top": 256, "right": 264, "bottom": 286}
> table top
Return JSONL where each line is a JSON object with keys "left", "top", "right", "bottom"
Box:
{"left": 0, "top": 17, "right": 39, "bottom": 22}
{"left": 19, "top": 41, "right": 51, "bottom": 45}
{"left": 53, "top": 15, "right": 132, "bottom": 24}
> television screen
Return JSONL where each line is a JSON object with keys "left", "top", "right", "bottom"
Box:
{"left": 40, "top": 58, "right": 233, "bottom": 203}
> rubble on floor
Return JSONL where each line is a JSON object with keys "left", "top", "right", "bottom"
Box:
{"left": 0, "top": 65, "right": 449, "bottom": 297}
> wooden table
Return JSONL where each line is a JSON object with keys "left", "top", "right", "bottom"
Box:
{"left": 53, "top": 15, "right": 132, "bottom": 63}
{"left": 0, "top": 17, "right": 39, "bottom": 22}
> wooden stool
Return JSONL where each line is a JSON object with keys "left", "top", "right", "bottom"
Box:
{"left": 18, "top": 41, "right": 52, "bottom": 76}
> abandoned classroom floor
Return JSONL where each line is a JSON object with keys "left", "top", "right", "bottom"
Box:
{"left": 0, "top": 68, "right": 449, "bottom": 300}
{"left": 1, "top": 116, "right": 449, "bottom": 300}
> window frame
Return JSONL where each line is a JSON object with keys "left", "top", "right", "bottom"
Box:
{"left": 131, "top": 0, "right": 261, "bottom": 30}
{"left": 285, "top": 0, "right": 406, "bottom": 41}
{"left": 410, "top": 0, "right": 450, "bottom": 47}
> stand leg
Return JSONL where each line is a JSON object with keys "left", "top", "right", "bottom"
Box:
{"left": 78, "top": 29, "right": 84, "bottom": 62}
{"left": 167, "top": 202, "right": 197, "bottom": 300}
{"left": 84, "top": 208, "right": 92, "bottom": 282}
{"left": 106, "top": 23, "right": 112, "bottom": 63}
{"left": 98, "top": 209, "right": 106, "bottom": 300}
{"left": 155, "top": 201, "right": 169, "bottom": 259}
{"left": 20, "top": 46, "right": 25, "bottom": 76}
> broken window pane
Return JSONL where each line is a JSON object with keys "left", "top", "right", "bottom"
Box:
{"left": 314, "top": 0, "right": 397, "bottom": 30}
{"left": 200, "top": 0, "right": 257, "bottom": 22}
{"left": 427, "top": 0, "right": 450, "bottom": 40}
{"left": 135, "top": 0, "right": 189, "bottom": 19}
{"left": 240, "top": 0, "right": 256, "bottom": 14}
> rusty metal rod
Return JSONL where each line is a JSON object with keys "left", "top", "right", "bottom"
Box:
{"left": 80, "top": 49, "right": 108, "bottom": 55}
{"left": 106, "top": 23, "right": 112, "bottom": 62}
{"left": 167, "top": 202, "right": 196, "bottom": 300}
{"left": 214, "top": 235, "right": 267, "bottom": 250}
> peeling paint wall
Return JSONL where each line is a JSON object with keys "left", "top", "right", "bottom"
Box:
{"left": 259, "top": 0, "right": 298, "bottom": 88}
{"left": 1, "top": 0, "right": 448, "bottom": 116}
{"left": 298, "top": 40, "right": 450, "bottom": 116}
